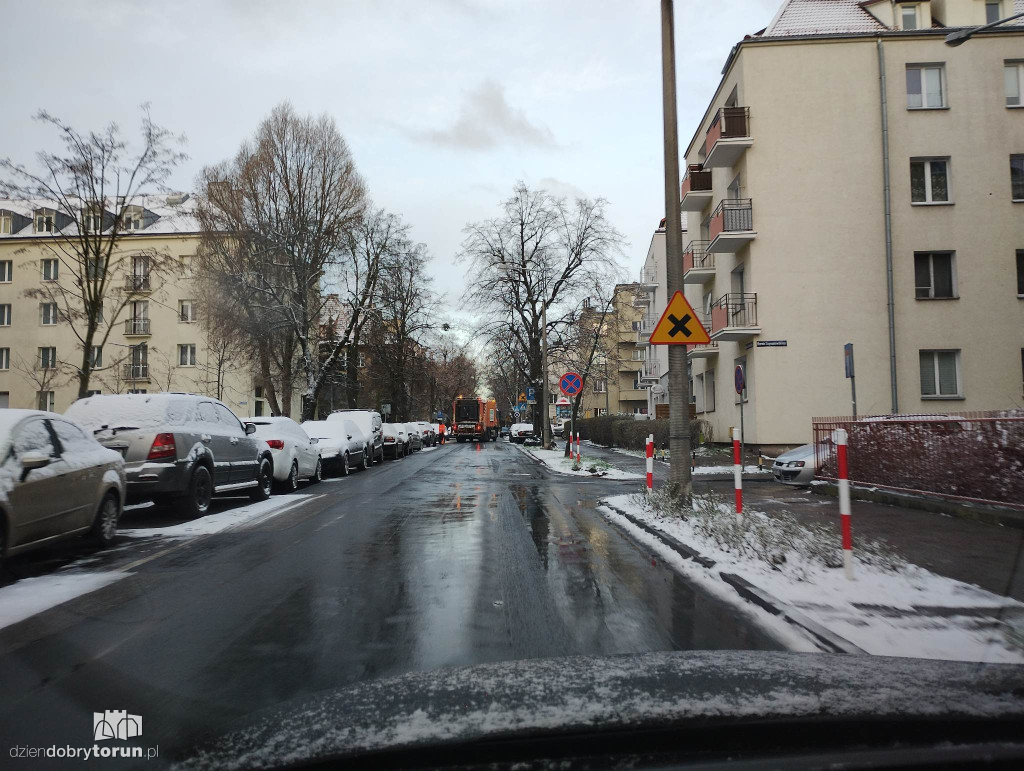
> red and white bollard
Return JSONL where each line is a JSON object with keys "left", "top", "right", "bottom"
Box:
{"left": 732, "top": 427, "right": 743, "bottom": 520}
{"left": 836, "top": 428, "right": 854, "bottom": 580}
{"left": 645, "top": 434, "right": 654, "bottom": 494}
{"left": 575, "top": 432, "right": 581, "bottom": 465}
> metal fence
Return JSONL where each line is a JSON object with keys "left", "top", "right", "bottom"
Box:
{"left": 812, "top": 411, "right": 1024, "bottom": 510}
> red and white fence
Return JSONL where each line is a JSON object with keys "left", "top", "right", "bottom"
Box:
{"left": 645, "top": 434, "right": 654, "bottom": 494}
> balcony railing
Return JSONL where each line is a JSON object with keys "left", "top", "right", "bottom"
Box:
{"left": 682, "top": 240, "right": 714, "bottom": 279}
{"left": 709, "top": 198, "right": 753, "bottom": 240}
{"left": 641, "top": 360, "right": 660, "bottom": 380}
{"left": 680, "top": 167, "right": 712, "bottom": 198}
{"left": 124, "top": 274, "right": 151, "bottom": 292}
{"left": 639, "top": 268, "right": 658, "bottom": 286}
{"left": 124, "top": 317, "right": 151, "bottom": 335}
{"left": 711, "top": 293, "right": 758, "bottom": 338}
{"left": 123, "top": 363, "right": 149, "bottom": 380}
{"left": 703, "top": 106, "right": 751, "bottom": 163}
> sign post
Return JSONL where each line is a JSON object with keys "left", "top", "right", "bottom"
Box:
{"left": 734, "top": 364, "right": 745, "bottom": 468}
{"left": 844, "top": 343, "right": 856, "bottom": 419}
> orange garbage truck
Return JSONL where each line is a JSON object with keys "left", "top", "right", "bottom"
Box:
{"left": 452, "top": 396, "right": 499, "bottom": 442}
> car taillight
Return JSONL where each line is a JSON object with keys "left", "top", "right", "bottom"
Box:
{"left": 147, "top": 432, "right": 176, "bottom": 460}
{"left": 476, "top": 424, "right": 481, "bottom": 431}
{"left": 265, "top": 439, "right": 285, "bottom": 450}
{"left": 384, "top": 435, "right": 394, "bottom": 441}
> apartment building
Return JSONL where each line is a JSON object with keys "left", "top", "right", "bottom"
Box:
{"left": 0, "top": 195, "right": 273, "bottom": 417}
{"left": 576, "top": 283, "right": 650, "bottom": 417}
{"left": 647, "top": 0, "right": 1023, "bottom": 448}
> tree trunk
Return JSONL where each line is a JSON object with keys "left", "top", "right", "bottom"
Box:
{"left": 77, "top": 322, "right": 98, "bottom": 399}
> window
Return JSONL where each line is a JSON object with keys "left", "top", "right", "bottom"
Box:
{"left": 86, "top": 389, "right": 101, "bottom": 397}
{"left": 1017, "top": 250, "right": 1024, "bottom": 297}
{"left": 132, "top": 255, "right": 150, "bottom": 276}
{"left": 910, "top": 158, "right": 950, "bottom": 203}
{"left": 631, "top": 349, "right": 645, "bottom": 361}
{"left": 41, "top": 258, "right": 59, "bottom": 281}
{"left": 15, "top": 417, "right": 54, "bottom": 454}
{"left": 178, "top": 343, "right": 197, "bottom": 366}
{"left": 987, "top": 1, "right": 1002, "bottom": 25}
{"left": 179, "top": 299, "right": 197, "bottom": 322}
{"left": 0, "top": 260, "right": 11, "bottom": 282}
{"left": 1012, "top": 156, "right": 1024, "bottom": 201}
{"left": 920, "top": 350, "right": 961, "bottom": 398}
{"left": 0, "top": 347, "right": 9, "bottom": 370}
{"left": 40, "top": 302, "right": 59, "bottom": 325}
{"left": 596, "top": 408, "right": 607, "bottom": 416}
{"left": 254, "top": 399, "right": 265, "bottom": 417}
{"left": 127, "top": 389, "right": 147, "bottom": 395}
{"left": 900, "top": 4, "right": 918, "bottom": 30}
{"left": 906, "top": 64, "right": 945, "bottom": 109}
{"left": 0, "top": 215, "right": 11, "bottom": 234}
{"left": 85, "top": 257, "right": 105, "bottom": 280}
{"left": 695, "top": 373, "right": 704, "bottom": 413}
{"left": 90, "top": 346, "right": 102, "bottom": 368}
{"left": 121, "top": 207, "right": 143, "bottom": 231}
{"left": 0, "top": 304, "right": 10, "bottom": 325}
{"left": 214, "top": 403, "right": 243, "bottom": 432}
{"left": 1007, "top": 61, "right": 1024, "bottom": 107}
{"left": 592, "top": 379, "right": 607, "bottom": 393}
{"left": 631, "top": 320, "right": 641, "bottom": 331}
{"left": 35, "top": 213, "right": 54, "bottom": 233}
{"left": 39, "top": 347, "right": 57, "bottom": 369}
{"left": 51, "top": 419, "right": 94, "bottom": 452}
{"left": 914, "top": 252, "right": 957, "bottom": 298}
{"left": 706, "top": 368, "right": 716, "bottom": 412}
{"left": 83, "top": 212, "right": 102, "bottom": 232}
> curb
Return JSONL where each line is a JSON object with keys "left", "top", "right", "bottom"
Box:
{"left": 602, "top": 503, "right": 865, "bottom": 655}
{"left": 809, "top": 481, "right": 1024, "bottom": 530}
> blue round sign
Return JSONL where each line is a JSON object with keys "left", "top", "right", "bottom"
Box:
{"left": 734, "top": 365, "right": 745, "bottom": 395}
{"left": 560, "top": 372, "right": 583, "bottom": 396}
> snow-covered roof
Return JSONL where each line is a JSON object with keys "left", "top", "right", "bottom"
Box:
{"left": 761, "top": 0, "right": 885, "bottom": 37}
{"left": 0, "top": 408, "right": 54, "bottom": 439}
{"left": 0, "top": 193, "right": 199, "bottom": 239}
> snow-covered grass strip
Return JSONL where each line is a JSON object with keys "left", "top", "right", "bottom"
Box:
{"left": 515, "top": 444, "right": 644, "bottom": 480}
{"left": 602, "top": 492, "right": 1024, "bottom": 663}
{"left": 0, "top": 572, "right": 128, "bottom": 630}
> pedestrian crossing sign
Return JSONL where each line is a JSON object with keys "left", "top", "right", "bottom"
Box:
{"left": 649, "top": 291, "right": 710, "bottom": 345}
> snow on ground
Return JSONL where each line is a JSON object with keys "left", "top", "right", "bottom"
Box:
{"left": 419, "top": 446, "right": 438, "bottom": 453}
{"left": 121, "top": 494, "right": 324, "bottom": 538}
{"left": 516, "top": 445, "right": 644, "bottom": 480}
{"left": 0, "top": 572, "right": 128, "bottom": 630}
{"left": 601, "top": 493, "right": 1024, "bottom": 664}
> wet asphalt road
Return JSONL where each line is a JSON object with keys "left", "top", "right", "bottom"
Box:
{"left": 0, "top": 439, "right": 783, "bottom": 764}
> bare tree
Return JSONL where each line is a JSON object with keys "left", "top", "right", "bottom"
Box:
{"left": 12, "top": 352, "right": 68, "bottom": 409}
{"left": 459, "top": 181, "right": 624, "bottom": 439}
{"left": 195, "top": 102, "right": 369, "bottom": 420}
{"left": 425, "top": 336, "right": 479, "bottom": 423}
{"left": 0, "top": 107, "right": 187, "bottom": 398}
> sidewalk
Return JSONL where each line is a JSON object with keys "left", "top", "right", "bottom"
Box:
{"left": 575, "top": 440, "right": 770, "bottom": 480}
{"left": 571, "top": 440, "right": 1024, "bottom": 603}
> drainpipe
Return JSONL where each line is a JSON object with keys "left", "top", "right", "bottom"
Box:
{"left": 877, "top": 37, "right": 899, "bottom": 413}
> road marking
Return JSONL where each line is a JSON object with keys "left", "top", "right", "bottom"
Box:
{"left": 230, "top": 494, "right": 326, "bottom": 532}
{"left": 315, "top": 513, "right": 347, "bottom": 531}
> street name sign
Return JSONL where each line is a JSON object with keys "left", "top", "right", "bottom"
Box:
{"left": 649, "top": 291, "right": 710, "bottom": 345}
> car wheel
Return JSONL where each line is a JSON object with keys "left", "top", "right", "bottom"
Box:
{"left": 183, "top": 465, "right": 213, "bottom": 519}
{"left": 249, "top": 457, "right": 273, "bottom": 501}
{"left": 342, "top": 452, "right": 350, "bottom": 476}
{"left": 90, "top": 492, "right": 120, "bottom": 546}
{"left": 362, "top": 446, "right": 371, "bottom": 470}
{"left": 285, "top": 461, "right": 299, "bottom": 492}
{"left": 310, "top": 458, "right": 322, "bottom": 483}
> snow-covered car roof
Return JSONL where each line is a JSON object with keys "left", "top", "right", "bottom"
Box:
{"left": 64, "top": 393, "right": 208, "bottom": 430}
{"left": 511, "top": 423, "right": 534, "bottom": 432}
{"left": 0, "top": 408, "right": 57, "bottom": 437}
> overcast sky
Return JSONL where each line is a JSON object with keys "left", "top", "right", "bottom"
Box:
{"left": 1, "top": 0, "right": 780, "bottom": 315}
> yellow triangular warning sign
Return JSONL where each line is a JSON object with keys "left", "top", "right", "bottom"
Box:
{"left": 649, "top": 291, "right": 710, "bottom": 345}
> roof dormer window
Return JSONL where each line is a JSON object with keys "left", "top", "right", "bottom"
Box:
{"left": 122, "top": 206, "right": 143, "bottom": 231}
{"left": 35, "top": 210, "right": 55, "bottom": 233}
{"left": 900, "top": 3, "right": 918, "bottom": 30}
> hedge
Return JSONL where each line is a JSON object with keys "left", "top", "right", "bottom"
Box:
{"left": 576, "top": 416, "right": 712, "bottom": 451}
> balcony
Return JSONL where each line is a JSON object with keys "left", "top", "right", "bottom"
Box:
{"left": 680, "top": 166, "right": 713, "bottom": 211}
{"left": 703, "top": 107, "right": 752, "bottom": 168}
{"left": 632, "top": 268, "right": 658, "bottom": 307}
{"left": 124, "top": 274, "right": 151, "bottom": 292}
{"left": 707, "top": 198, "right": 756, "bottom": 253}
{"left": 710, "top": 293, "right": 760, "bottom": 341}
{"left": 639, "top": 360, "right": 661, "bottom": 381}
{"left": 124, "top": 317, "right": 151, "bottom": 336}
{"left": 123, "top": 363, "right": 149, "bottom": 380}
{"left": 687, "top": 332, "right": 719, "bottom": 358}
{"left": 682, "top": 240, "right": 715, "bottom": 284}
{"left": 635, "top": 313, "right": 657, "bottom": 344}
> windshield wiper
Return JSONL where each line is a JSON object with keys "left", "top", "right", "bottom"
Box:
{"left": 93, "top": 425, "right": 139, "bottom": 436}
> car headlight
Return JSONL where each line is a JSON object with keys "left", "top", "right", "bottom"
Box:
{"left": 787, "top": 461, "right": 805, "bottom": 468}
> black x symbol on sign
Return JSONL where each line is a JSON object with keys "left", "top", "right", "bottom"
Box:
{"left": 667, "top": 313, "right": 692, "bottom": 338}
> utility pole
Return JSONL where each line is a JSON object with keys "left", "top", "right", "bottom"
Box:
{"left": 660, "top": 0, "right": 692, "bottom": 500}
{"left": 541, "top": 298, "right": 551, "bottom": 447}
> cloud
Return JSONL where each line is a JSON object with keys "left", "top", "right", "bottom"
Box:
{"left": 413, "top": 80, "right": 556, "bottom": 150}
{"left": 536, "top": 177, "right": 587, "bottom": 201}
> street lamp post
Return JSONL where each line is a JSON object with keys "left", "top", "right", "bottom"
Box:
{"left": 945, "top": 10, "right": 1024, "bottom": 46}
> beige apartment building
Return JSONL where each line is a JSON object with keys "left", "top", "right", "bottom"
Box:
{"left": 639, "top": 0, "right": 1024, "bottom": 448}
{"left": 0, "top": 195, "right": 276, "bottom": 418}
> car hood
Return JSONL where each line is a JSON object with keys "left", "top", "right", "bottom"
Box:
{"left": 177, "top": 651, "right": 1024, "bottom": 770}
{"left": 775, "top": 443, "right": 817, "bottom": 463}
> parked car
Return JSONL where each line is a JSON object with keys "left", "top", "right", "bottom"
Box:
{"left": 249, "top": 416, "right": 322, "bottom": 490}
{"left": 401, "top": 423, "right": 422, "bottom": 453}
{"left": 772, "top": 443, "right": 821, "bottom": 486}
{"left": 413, "top": 421, "right": 436, "bottom": 447}
{"left": 0, "top": 409, "right": 126, "bottom": 565}
{"left": 499, "top": 425, "right": 511, "bottom": 439}
{"left": 301, "top": 419, "right": 369, "bottom": 474}
{"left": 510, "top": 423, "right": 535, "bottom": 444}
{"left": 381, "top": 422, "right": 407, "bottom": 459}
{"left": 328, "top": 410, "right": 384, "bottom": 464}
{"left": 65, "top": 393, "right": 273, "bottom": 518}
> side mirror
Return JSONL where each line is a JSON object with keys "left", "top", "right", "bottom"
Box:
{"left": 20, "top": 451, "right": 51, "bottom": 471}
{"left": 244, "top": 423, "right": 256, "bottom": 435}
{"left": 310, "top": 437, "right": 318, "bottom": 444}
